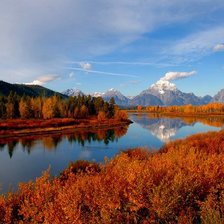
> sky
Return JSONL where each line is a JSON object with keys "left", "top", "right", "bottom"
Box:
{"left": 0, "top": 0, "right": 224, "bottom": 97}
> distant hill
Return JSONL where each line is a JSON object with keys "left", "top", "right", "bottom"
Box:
{"left": 0, "top": 80, "right": 67, "bottom": 98}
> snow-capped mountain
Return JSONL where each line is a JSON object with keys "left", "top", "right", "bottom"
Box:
{"left": 62, "top": 88, "right": 129, "bottom": 105}
{"left": 139, "top": 80, "right": 210, "bottom": 106}
{"left": 127, "top": 96, "right": 135, "bottom": 100}
{"left": 62, "top": 83, "right": 214, "bottom": 106}
{"left": 62, "top": 88, "right": 85, "bottom": 97}
{"left": 102, "top": 88, "right": 129, "bottom": 106}
{"left": 91, "top": 92, "right": 104, "bottom": 97}
{"left": 150, "top": 79, "right": 177, "bottom": 95}
{"left": 212, "top": 89, "right": 224, "bottom": 102}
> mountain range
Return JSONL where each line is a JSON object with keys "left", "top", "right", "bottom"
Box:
{"left": 62, "top": 82, "right": 219, "bottom": 106}
{"left": 1, "top": 80, "right": 223, "bottom": 106}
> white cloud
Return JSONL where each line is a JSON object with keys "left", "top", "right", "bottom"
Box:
{"left": 80, "top": 62, "right": 92, "bottom": 71}
{"left": 25, "top": 80, "right": 43, "bottom": 85}
{"left": 151, "top": 70, "right": 196, "bottom": 92}
{"left": 68, "top": 72, "right": 75, "bottom": 78}
{"left": 67, "top": 60, "right": 168, "bottom": 66}
{"left": 161, "top": 71, "right": 196, "bottom": 81}
{"left": 25, "top": 74, "right": 59, "bottom": 85}
{"left": 164, "top": 26, "right": 224, "bottom": 62}
{"left": 65, "top": 67, "right": 137, "bottom": 78}
{"left": 213, "top": 43, "right": 224, "bottom": 52}
{"left": 0, "top": 0, "right": 224, "bottom": 82}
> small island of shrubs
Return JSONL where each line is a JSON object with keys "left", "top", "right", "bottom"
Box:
{"left": 0, "top": 93, "right": 130, "bottom": 137}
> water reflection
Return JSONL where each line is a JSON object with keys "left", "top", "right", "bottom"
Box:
{"left": 1, "top": 114, "right": 224, "bottom": 193}
{"left": 0, "top": 126, "right": 128, "bottom": 158}
{"left": 130, "top": 113, "right": 224, "bottom": 142}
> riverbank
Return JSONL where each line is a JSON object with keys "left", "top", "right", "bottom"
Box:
{"left": 127, "top": 109, "right": 224, "bottom": 116}
{"left": 0, "top": 129, "right": 223, "bottom": 223}
{"left": 0, "top": 118, "right": 133, "bottom": 138}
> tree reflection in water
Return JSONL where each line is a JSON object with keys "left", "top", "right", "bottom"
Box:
{"left": 0, "top": 126, "right": 129, "bottom": 158}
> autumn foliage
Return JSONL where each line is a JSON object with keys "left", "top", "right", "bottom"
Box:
{"left": 0, "top": 92, "right": 117, "bottom": 120}
{"left": 145, "top": 102, "right": 224, "bottom": 115}
{"left": 0, "top": 129, "right": 223, "bottom": 223}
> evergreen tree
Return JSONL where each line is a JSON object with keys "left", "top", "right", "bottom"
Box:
{"left": 0, "top": 96, "right": 6, "bottom": 118}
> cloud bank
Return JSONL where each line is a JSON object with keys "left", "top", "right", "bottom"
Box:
{"left": 25, "top": 75, "right": 59, "bottom": 85}
{"left": 161, "top": 71, "right": 196, "bottom": 82}
{"left": 151, "top": 70, "right": 196, "bottom": 92}
{"left": 213, "top": 43, "right": 224, "bottom": 52}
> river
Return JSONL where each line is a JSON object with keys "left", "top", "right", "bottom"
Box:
{"left": 0, "top": 113, "right": 223, "bottom": 193}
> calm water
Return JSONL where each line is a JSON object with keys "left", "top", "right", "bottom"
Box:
{"left": 0, "top": 113, "right": 223, "bottom": 193}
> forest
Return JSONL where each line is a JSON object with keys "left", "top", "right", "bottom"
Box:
{"left": 0, "top": 92, "right": 118, "bottom": 119}
{"left": 0, "top": 129, "right": 223, "bottom": 223}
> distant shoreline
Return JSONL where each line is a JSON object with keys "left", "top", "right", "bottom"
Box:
{"left": 127, "top": 110, "right": 224, "bottom": 117}
{"left": 0, "top": 118, "right": 133, "bottom": 138}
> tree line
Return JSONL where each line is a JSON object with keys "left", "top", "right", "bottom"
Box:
{"left": 0, "top": 92, "right": 117, "bottom": 119}
{"left": 138, "top": 103, "right": 224, "bottom": 114}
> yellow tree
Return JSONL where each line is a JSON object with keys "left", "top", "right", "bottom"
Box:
{"left": 42, "top": 98, "right": 54, "bottom": 119}
{"left": 31, "top": 97, "right": 43, "bottom": 118}
{"left": 80, "top": 105, "right": 88, "bottom": 118}
{"left": 42, "top": 96, "right": 62, "bottom": 119}
{"left": 19, "top": 98, "right": 33, "bottom": 119}
{"left": 97, "top": 111, "right": 106, "bottom": 122}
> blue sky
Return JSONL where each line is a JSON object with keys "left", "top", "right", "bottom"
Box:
{"left": 0, "top": 0, "right": 224, "bottom": 97}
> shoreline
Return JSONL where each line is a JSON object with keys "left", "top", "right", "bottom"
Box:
{"left": 0, "top": 118, "right": 133, "bottom": 139}
{"left": 127, "top": 110, "right": 224, "bottom": 117}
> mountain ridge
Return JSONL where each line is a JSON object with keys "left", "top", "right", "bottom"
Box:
{"left": 0, "top": 80, "right": 67, "bottom": 98}
{"left": 62, "top": 86, "right": 214, "bottom": 106}
{"left": 0, "top": 80, "right": 222, "bottom": 106}
{"left": 212, "top": 89, "right": 224, "bottom": 103}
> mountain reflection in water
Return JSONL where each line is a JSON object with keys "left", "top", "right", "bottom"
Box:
{"left": 130, "top": 113, "right": 224, "bottom": 143}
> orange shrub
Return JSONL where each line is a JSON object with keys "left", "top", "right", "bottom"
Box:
{"left": 97, "top": 111, "right": 106, "bottom": 122}
{"left": 0, "top": 130, "right": 224, "bottom": 223}
{"left": 114, "top": 110, "right": 128, "bottom": 121}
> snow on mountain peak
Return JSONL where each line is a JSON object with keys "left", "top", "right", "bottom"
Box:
{"left": 150, "top": 79, "right": 177, "bottom": 94}
{"left": 92, "top": 92, "right": 104, "bottom": 97}
{"left": 108, "top": 88, "right": 118, "bottom": 92}
{"left": 62, "top": 88, "right": 84, "bottom": 96}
